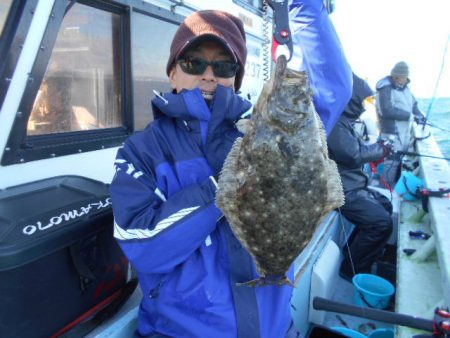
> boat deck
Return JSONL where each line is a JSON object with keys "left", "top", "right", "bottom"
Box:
{"left": 396, "top": 200, "right": 442, "bottom": 337}
{"left": 395, "top": 125, "right": 450, "bottom": 337}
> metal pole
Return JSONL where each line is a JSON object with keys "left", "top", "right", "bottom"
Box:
{"left": 312, "top": 297, "right": 433, "bottom": 332}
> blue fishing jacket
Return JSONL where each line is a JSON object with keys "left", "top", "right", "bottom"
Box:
{"left": 110, "top": 85, "right": 294, "bottom": 338}
{"left": 289, "top": 0, "right": 352, "bottom": 135}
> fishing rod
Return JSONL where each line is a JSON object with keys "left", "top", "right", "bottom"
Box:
{"left": 425, "top": 121, "right": 450, "bottom": 134}
{"left": 313, "top": 297, "right": 450, "bottom": 336}
{"left": 423, "top": 35, "right": 449, "bottom": 130}
{"left": 395, "top": 150, "right": 450, "bottom": 161}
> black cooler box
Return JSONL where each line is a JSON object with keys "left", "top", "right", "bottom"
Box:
{"left": 0, "top": 176, "right": 130, "bottom": 337}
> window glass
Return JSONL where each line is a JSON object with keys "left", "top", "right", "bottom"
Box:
{"left": 240, "top": 37, "right": 264, "bottom": 105}
{"left": 132, "top": 12, "right": 177, "bottom": 130}
{"left": 27, "top": 3, "right": 122, "bottom": 135}
{"left": 234, "top": 0, "right": 263, "bottom": 11}
{"left": 0, "top": 0, "right": 14, "bottom": 37}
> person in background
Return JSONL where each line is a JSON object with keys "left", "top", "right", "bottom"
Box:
{"left": 375, "top": 61, "right": 425, "bottom": 187}
{"left": 110, "top": 1, "right": 351, "bottom": 337}
{"left": 328, "top": 74, "right": 394, "bottom": 282}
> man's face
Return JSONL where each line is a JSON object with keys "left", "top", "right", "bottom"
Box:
{"left": 169, "top": 40, "right": 236, "bottom": 99}
{"left": 392, "top": 75, "right": 408, "bottom": 87}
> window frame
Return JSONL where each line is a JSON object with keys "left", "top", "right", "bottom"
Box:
{"left": 130, "top": 7, "right": 182, "bottom": 131}
{"left": 0, "top": 0, "right": 38, "bottom": 110}
{"left": 2, "top": 0, "right": 183, "bottom": 165}
{"left": 232, "top": 0, "right": 264, "bottom": 15}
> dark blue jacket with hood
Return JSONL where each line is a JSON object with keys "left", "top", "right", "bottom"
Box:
{"left": 328, "top": 74, "right": 385, "bottom": 192}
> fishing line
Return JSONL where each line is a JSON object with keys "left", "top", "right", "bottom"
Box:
{"left": 336, "top": 208, "right": 370, "bottom": 317}
{"left": 425, "top": 121, "right": 450, "bottom": 134}
{"left": 337, "top": 208, "right": 356, "bottom": 277}
{"left": 396, "top": 150, "right": 450, "bottom": 161}
{"left": 424, "top": 35, "right": 449, "bottom": 126}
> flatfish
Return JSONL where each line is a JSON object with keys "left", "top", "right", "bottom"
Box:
{"left": 216, "top": 55, "right": 344, "bottom": 286}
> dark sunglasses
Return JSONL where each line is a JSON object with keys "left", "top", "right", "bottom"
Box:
{"left": 177, "top": 58, "right": 239, "bottom": 78}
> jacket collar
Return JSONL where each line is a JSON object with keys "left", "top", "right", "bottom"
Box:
{"left": 388, "top": 76, "right": 410, "bottom": 90}
{"left": 151, "top": 85, "right": 251, "bottom": 122}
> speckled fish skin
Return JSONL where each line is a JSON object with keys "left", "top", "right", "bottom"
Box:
{"left": 216, "top": 55, "right": 344, "bottom": 286}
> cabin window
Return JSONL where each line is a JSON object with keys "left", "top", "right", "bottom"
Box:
{"left": 233, "top": 0, "right": 264, "bottom": 13}
{"left": 27, "top": 3, "right": 122, "bottom": 135}
{"left": 131, "top": 11, "right": 177, "bottom": 131}
{"left": 0, "top": 0, "right": 36, "bottom": 112}
{"left": 0, "top": 0, "right": 14, "bottom": 37}
{"left": 1, "top": 0, "right": 184, "bottom": 165}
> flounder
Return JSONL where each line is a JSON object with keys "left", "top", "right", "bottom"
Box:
{"left": 216, "top": 55, "right": 344, "bottom": 286}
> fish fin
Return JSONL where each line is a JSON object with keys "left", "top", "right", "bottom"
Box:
{"left": 237, "top": 275, "right": 296, "bottom": 288}
{"left": 315, "top": 110, "right": 329, "bottom": 158}
{"left": 217, "top": 137, "right": 242, "bottom": 208}
{"left": 313, "top": 110, "right": 345, "bottom": 211}
{"left": 216, "top": 137, "right": 247, "bottom": 241}
{"left": 254, "top": 81, "right": 272, "bottom": 117}
{"left": 324, "top": 158, "right": 345, "bottom": 211}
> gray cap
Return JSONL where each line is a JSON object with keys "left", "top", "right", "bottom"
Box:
{"left": 391, "top": 61, "right": 409, "bottom": 76}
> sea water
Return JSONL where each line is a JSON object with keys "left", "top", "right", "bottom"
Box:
{"left": 417, "top": 97, "right": 450, "bottom": 158}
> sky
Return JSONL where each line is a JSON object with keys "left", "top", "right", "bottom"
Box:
{"left": 330, "top": 0, "right": 450, "bottom": 98}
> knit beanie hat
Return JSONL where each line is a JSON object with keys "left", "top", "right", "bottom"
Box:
{"left": 166, "top": 10, "right": 247, "bottom": 91}
{"left": 391, "top": 61, "right": 409, "bottom": 77}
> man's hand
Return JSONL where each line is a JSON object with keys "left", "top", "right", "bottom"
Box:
{"left": 382, "top": 143, "right": 394, "bottom": 157}
{"left": 414, "top": 115, "right": 427, "bottom": 125}
{"left": 377, "top": 139, "right": 394, "bottom": 158}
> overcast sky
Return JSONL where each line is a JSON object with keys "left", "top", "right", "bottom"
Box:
{"left": 331, "top": 0, "right": 450, "bottom": 98}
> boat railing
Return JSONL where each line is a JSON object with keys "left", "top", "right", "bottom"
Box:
{"left": 395, "top": 124, "right": 449, "bottom": 337}
{"left": 414, "top": 124, "right": 450, "bottom": 305}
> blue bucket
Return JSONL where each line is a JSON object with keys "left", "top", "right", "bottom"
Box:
{"left": 394, "top": 172, "right": 424, "bottom": 200}
{"left": 352, "top": 274, "right": 395, "bottom": 309}
{"left": 368, "top": 328, "right": 395, "bottom": 338}
{"left": 331, "top": 326, "right": 367, "bottom": 338}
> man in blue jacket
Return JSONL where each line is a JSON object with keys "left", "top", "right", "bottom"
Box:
{"left": 328, "top": 74, "right": 394, "bottom": 281}
{"left": 110, "top": 2, "right": 351, "bottom": 337}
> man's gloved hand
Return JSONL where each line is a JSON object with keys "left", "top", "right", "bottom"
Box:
{"left": 414, "top": 115, "right": 427, "bottom": 125}
{"left": 376, "top": 139, "right": 394, "bottom": 157}
{"left": 381, "top": 141, "right": 394, "bottom": 157}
